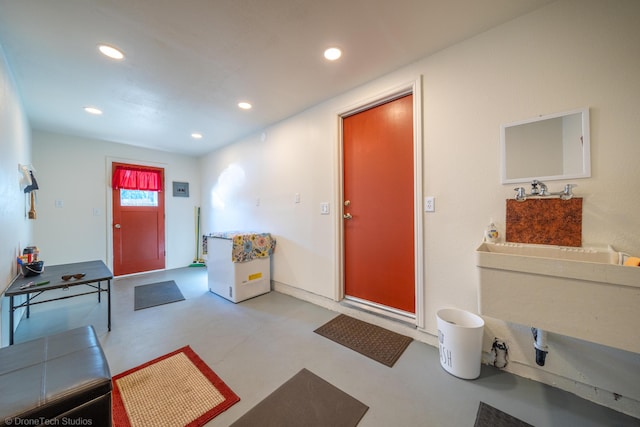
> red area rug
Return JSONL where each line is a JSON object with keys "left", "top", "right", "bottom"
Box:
{"left": 112, "top": 346, "right": 240, "bottom": 427}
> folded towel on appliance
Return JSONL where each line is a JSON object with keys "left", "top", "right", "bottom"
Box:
{"left": 623, "top": 256, "right": 640, "bottom": 267}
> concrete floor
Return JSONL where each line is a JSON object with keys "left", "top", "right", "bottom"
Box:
{"left": 12, "top": 267, "right": 640, "bottom": 427}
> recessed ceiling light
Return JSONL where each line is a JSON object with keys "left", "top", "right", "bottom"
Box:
{"left": 84, "top": 106, "right": 103, "bottom": 115}
{"left": 98, "top": 44, "right": 125, "bottom": 60}
{"left": 238, "top": 102, "right": 252, "bottom": 110}
{"left": 191, "top": 132, "right": 203, "bottom": 139}
{"left": 324, "top": 47, "right": 342, "bottom": 61}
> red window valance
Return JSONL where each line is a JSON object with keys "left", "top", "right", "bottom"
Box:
{"left": 112, "top": 166, "right": 163, "bottom": 191}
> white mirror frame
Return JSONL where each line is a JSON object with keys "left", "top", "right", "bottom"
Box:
{"left": 500, "top": 107, "right": 590, "bottom": 184}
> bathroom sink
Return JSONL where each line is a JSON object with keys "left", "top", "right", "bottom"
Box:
{"left": 478, "top": 242, "right": 618, "bottom": 263}
{"left": 476, "top": 242, "right": 640, "bottom": 354}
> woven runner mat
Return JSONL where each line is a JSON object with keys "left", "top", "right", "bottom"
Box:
{"left": 474, "top": 402, "right": 533, "bottom": 427}
{"left": 314, "top": 314, "right": 412, "bottom": 367}
{"left": 112, "top": 346, "right": 240, "bottom": 427}
{"left": 134, "top": 280, "right": 185, "bottom": 311}
{"left": 231, "top": 368, "right": 368, "bottom": 427}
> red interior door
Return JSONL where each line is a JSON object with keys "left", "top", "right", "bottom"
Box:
{"left": 343, "top": 94, "right": 415, "bottom": 313}
{"left": 112, "top": 163, "right": 165, "bottom": 276}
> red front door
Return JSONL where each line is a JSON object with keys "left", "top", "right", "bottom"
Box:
{"left": 112, "top": 162, "right": 166, "bottom": 276}
{"left": 343, "top": 94, "right": 415, "bottom": 313}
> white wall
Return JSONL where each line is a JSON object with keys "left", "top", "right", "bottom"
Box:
{"left": 200, "top": 0, "right": 640, "bottom": 416}
{"left": 32, "top": 130, "right": 201, "bottom": 271}
{"left": 0, "top": 44, "right": 32, "bottom": 346}
{"left": 200, "top": 113, "right": 338, "bottom": 298}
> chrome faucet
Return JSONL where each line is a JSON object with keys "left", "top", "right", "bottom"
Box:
{"left": 530, "top": 180, "right": 548, "bottom": 196}
{"left": 557, "top": 184, "right": 577, "bottom": 200}
{"left": 514, "top": 180, "right": 576, "bottom": 202}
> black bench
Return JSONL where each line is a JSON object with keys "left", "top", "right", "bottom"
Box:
{"left": 0, "top": 326, "right": 112, "bottom": 426}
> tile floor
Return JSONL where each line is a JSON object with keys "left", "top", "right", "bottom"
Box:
{"left": 11, "top": 267, "right": 640, "bottom": 426}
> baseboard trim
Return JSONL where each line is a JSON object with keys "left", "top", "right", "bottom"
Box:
{"left": 272, "top": 280, "right": 436, "bottom": 344}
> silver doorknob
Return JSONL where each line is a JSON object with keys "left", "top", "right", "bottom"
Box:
{"left": 114, "top": 224, "right": 121, "bottom": 229}
{"left": 344, "top": 200, "right": 351, "bottom": 206}
{"left": 343, "top": 213, "right": 352, "bottom": 220}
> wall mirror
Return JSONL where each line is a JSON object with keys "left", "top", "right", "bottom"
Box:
{"left": 500, "top": 107, "right": 590, "bottom": 184}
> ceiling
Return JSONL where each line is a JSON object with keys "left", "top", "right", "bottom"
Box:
{"left": 0, "top": 0, "right": 554, "bottom": 156}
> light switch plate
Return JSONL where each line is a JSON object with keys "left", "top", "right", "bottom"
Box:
{"left": 320, "top": 202, "right": 330, "bottom": 215}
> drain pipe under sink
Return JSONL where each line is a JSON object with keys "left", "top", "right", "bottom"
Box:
{"left": 531, "top": 327, "right": 548, "bottom": 366}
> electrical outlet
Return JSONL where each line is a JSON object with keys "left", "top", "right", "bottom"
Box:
{"left": 491, "top": 338, "right": 509, "bottom": 368}
{"left": 425, "top": 196, "right": 435, "bottom": 212}
{"left": 295, "top": 193, "right": 301, "bottom": 203}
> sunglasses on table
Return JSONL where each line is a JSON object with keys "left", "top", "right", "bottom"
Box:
{"left": 61, "top": 273, "right": 86, "bottom": 281}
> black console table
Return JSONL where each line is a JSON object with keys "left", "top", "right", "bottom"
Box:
{"left": 5, "top": 260, "right": 112, "bottom": 345}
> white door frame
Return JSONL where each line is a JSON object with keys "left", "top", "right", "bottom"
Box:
{"left": 334, "top": 77, "right": 424, "bottom": 328}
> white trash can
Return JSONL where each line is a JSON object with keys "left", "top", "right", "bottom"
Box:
{"left": 436, "top": 308, "right": 485, "bottom": 379}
